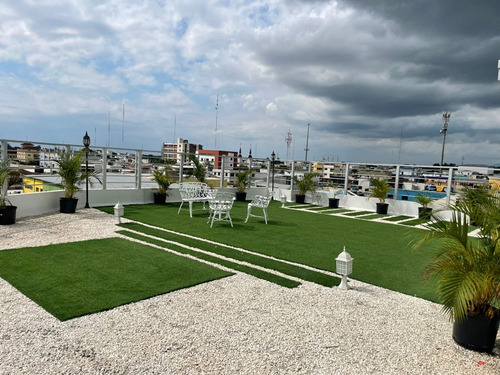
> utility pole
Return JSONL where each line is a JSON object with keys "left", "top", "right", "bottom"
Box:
{"left": 440, "top": 112, "right": 451, "bottom": 166}
{"left": 304, "top": 123, "right": 310, "bottom": 163}
{"left": 285, "top": 130, "right": 292, "bottom": 165}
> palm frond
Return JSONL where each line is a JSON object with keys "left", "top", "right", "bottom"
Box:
{"left": 414, "top": 186, "right": 500, "bottom": 321}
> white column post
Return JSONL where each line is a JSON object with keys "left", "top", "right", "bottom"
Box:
{"left": 179, "top": 153, "right": 184, "bottom": 183}
{"left": 343, "top": 163, "right": 350, "bottom": 196}
{"left": 220, "top": 156, "right": 225, "bottom": 187}
{"left": 394, "top": 165, "right": 400, "bottom": 200}
{"left": 101, "top": 147, "right": 107, "bottom": 190}
{"left": 446, "top": 167, "right": 454, "bottom": 206}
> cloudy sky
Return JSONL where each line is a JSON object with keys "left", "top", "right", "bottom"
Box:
{"left": 1, "top": 0, "right": 500, "bottom": 165}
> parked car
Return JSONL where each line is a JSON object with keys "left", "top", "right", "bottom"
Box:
{"left": 425, "top": 184, "right": 437, "bottom": 191}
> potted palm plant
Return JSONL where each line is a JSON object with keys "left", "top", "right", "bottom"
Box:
{"left": 55, "top": 150, "right": 100, "bottom": 213}
{"left": 369, "top": 177, "right": 391, "bottom": 214}
{"left": 413, "top": 186, "right": 500, "bottom": 352}
{"left": 293, "top": 172, "right": 317, "bottom": 204}
{"left": 328, "top": 183, "right": 341, "bottom": 208}
{"left": 235, "top": 168, "right": 253, "bottom": 201}
{"left": 152, "top": 167, "right": 172, "bottom": 204}
{"left": 416, "top": 193, "right": 433, "bottom": 220}
{"left": 0, "top": 160, "right": 22, "bottom": 225}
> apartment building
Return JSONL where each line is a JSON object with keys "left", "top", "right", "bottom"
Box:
{"left": 197, "top": 149, "right": 240, "bottom": 182}
{"left": 17, "top": 142, "right": 40, "bottom": 165}
{"left": 313, "top": 161, "right": 347, "bottom": 182}
{"left": 162, "top": 138, "right": 203, "bottom": 165}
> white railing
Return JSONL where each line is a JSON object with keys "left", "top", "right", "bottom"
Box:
{"left": 2, "top": 138, "right": 499, "bottom": 220}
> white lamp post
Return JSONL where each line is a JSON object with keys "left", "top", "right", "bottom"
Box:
{"left": 336, "top": 246, "right": 354, "bottom": 290}
{"left": 83, "top": 131, "right": 91, "bottom": 208}
{"left": 114, "top": 202, "right": 124, "bottom": 224}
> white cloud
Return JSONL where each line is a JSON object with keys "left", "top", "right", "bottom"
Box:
{"left": 0, "top": 0, "right": 499, "bottom": 164}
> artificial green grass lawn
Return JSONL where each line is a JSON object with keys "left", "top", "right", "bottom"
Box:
{"left": 341, "top": 211, "right": 373, "bottom": 216}
{"left": 119, "top": 229, "right": 302, "bottom": 288}
{"left": 400, "top": 218, "right": 429, "bottom": 226}
{"left": 383, "top": 215, "right": 413, "bottom": 222}
{"left": 118, "top": 223, "right": 338, "bottom": 287}
{"left": 0, "top": 238, "right": 232, "bottom": 321}
{"left": 359, "top": 214, "right": 388, "bottom": 220}
{"left": 99, "top": 202, "right": 439, "bottom": 302}
{"left": 304, "top": 206, "right": 337, "bottom": 211}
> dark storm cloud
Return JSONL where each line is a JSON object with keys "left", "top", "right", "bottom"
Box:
{"left": 253, "top": 0, "right": 500, "bottom": 145}
{"left": 341, "top": 0, "right": 500, "bottom": 84}
{"left": 341, "top": 0, "right": 500, "bottom": 39}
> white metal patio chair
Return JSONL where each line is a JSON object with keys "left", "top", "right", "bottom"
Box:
{"left": 245, "top": 195, "right": 272, "bottom": 224}
{"left": 207, "top": 192, "right": 235, "bottom": 228}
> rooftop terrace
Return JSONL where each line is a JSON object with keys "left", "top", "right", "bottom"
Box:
{"left": 1, "top": 204, "right": 498, "bottom": 374}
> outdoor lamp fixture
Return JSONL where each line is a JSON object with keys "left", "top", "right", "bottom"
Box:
{"left": 83, "top": 131, "right": 91, "bottom": 208}
{"left": 271, "top": 151, "right": 276, "bottom": 198}
{"left": 336, "top": 246, "right": 354, "bottom": 290}
{"left": 114, "top": 202, "right": 124, "bottom": 224}
{"left": 280, "top": 194, "right": 287, "bottom": 208}
{"left": 440, "top": 112, "right": 451, "bottom": 166}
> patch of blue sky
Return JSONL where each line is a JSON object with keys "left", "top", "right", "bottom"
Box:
{"left": 0, "top": 61, "right": 40, "bottom": 80}
{"left": 175, "top": 17, "right": 189, "bottom": 39}
{"left": 80, "top": 55, "right": 122, "bottom": 75}
{"left": 150, "top": 72, "right": 181, "bottom": 90}
{"left": 248, "top": 5, "right": 276, "bottom": 27}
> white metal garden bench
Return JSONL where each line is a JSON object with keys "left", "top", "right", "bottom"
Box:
{"left": 245, "top": 195, "right": 272, "bottom": 224}
{"left": 177, "top": 182, "right": 213, "bottom": 218}
{"left": 207, "top": 191, "right": 235, "bottom": 228}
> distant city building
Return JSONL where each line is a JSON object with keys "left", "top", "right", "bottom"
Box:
{"left": 313, "top": 161, "right": 347, "bottom": 183}
{"left": 197, "top": 149, "right": 239, "bottom": 182}
{"left": 197, "top": 150, "right": 238, "bottom": 170}
{"left": 162, "top": 138, "right": 203, "bottom": 165}
{"left": 17, "top": 142, "right": 40, "bottom": 165}
{"left": 39, "top": 148, "right": 60, "bottom": 169}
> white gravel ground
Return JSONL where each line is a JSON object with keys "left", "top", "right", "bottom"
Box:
{"left": 0, "top": 209, "right": 499, "bottom": 374}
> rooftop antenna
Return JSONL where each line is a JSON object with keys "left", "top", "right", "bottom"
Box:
{"left": 304, "top": 123, "right": 310, "bottom": 162}
{"left": 285, "top": 129, "right": 292, "bottom": 163}
{"left": 107, "top": 110, "right": 110, "bottom": 147}
{"left": 398, "top": 127, "right": 403, "bottom": 164}
{"left": 122, "top": 103, "right": 125, "bottom": 143}
{"left": 214, "top": 94, "right": 219, "bottom": 149}
{"left": 173, "top": 115, "right": 176, "bottom": 142}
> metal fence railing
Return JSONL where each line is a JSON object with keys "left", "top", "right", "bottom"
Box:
{"left": 2, "top": 138, "right": 499, "bottom": 206}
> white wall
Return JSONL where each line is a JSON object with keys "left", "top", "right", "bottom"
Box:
{"left": 8, "top": 186, "right": 271, "bottom": 219}
{"left": 8, "top": 186, "right": 449, "bottom": 220}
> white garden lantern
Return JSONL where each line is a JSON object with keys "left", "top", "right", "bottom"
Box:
{"left": 336, "top": 246, "right": 354, "bottom": 290}
{"left": 114, "top": 202, "right": 124, "bottom": 224}
{"left": 280, "top": 194, "right": 287, "bottom": 208}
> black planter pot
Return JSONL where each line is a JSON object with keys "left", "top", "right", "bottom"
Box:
{"left": 453, "top": 311, "right": 500, "bottom": 352}
{"left": 154, "top": 193, "right": 167, "bottom": 204}
{"left": 295, "top": 194, "right": 306, "bottom": 204}
{"left": 235, "top": 192, "right": 247, "bottom": 202}
{"left": 418, "top": 207, "right": 433, "bottom": 220}
{"left": 329, "top": 198, "right": 340, "bottom": 208}
{"left": 376, "top": 202, "right": 389, "bottom": 215}
{"left": 0, "top": 205, "right": 17, "bottom": 225}
{"left": 60, "top": 198, "right": 78, "bottom": 214}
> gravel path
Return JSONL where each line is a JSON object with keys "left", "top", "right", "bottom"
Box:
{"left": 0, "top": 209, "right": 499, "bottom": 374}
